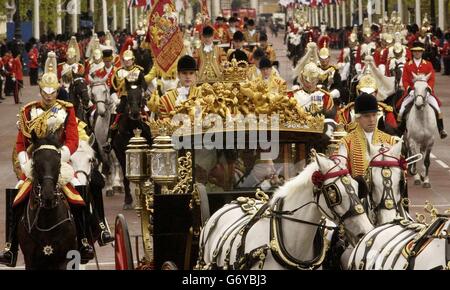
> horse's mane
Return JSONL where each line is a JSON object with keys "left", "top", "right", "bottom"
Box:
{"left": 270, "top": 161, "right": 319, "bottom": 205}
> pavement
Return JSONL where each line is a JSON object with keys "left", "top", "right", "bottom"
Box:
{"left": 0, "top": 30, "right": 448, "bottom": 269}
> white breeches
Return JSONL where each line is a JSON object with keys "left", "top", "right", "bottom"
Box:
{"left": 399, "top": 91, "right": 440, "bottom": 117}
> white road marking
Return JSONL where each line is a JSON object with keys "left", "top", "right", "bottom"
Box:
{"left": 436, "top": 159, "right": 449, "bottom": 169}
{"left": 430, "top": 153, "right": 437, "bottom": 159}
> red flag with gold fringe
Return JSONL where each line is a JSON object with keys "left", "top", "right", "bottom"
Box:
{"left": 145, "top": 0, "right": 184, "bottom": 76}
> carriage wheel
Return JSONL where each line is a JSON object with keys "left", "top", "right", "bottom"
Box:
{"left": 114, "top": 214, "right": 134, "bottom": 270}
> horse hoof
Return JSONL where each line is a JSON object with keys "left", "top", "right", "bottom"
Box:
{"left": 106, "top": 190, "right": 114, "bottom": 197}
{"left": 423, "top": 183, "right": 431, "bottom": 188}
{"left": 123, "top": 203, "right": 133, "bottom": 210}
{"left": 414, "top": 180, "right": 421, "bottom": 185}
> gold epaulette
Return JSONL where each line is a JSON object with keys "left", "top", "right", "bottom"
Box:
{"left": 21, "top": 101, "right": 39, "bottom": 112}
{"left": 377, "top": 102, "right": 393, "bottom": 112}
{"left": 56, "top": 100, "right": 74, "bottom": 108}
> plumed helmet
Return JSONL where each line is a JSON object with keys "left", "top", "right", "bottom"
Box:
{"left": 301, "top": 62, "right": 320, "bottom": 83}
{"left": 39, "top": 51, "right": 59, "bottom": 94}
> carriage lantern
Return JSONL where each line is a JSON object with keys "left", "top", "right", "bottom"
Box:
{"left": 326, "top": 124, "right": 348, "bottom": 156}
{"left": 125, "top": 129, "right": 151, "bottom": 182}
{"left": 149, "top": 128, "right": 178, "bottom": 194}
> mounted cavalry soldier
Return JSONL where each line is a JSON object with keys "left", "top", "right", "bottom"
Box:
{"left": 57, "top": 36, "right": 85, "bottom": 100}
{"left": 0, "top": 52, "right": 94, "bottom": 267}
{"left": 317, "top": 42, "right": 344, "bottom": 106}
{"left": 338, "top": 93, "right": 399, "bottom": 179}
{"left": 397, "top": 41, "right": 447, "bottom": 139}
{"left": 291, "top": 61, "right": 336, "bottom": 120}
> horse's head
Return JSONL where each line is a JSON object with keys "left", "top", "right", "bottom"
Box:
{"left": 70, "top": 139, "right": 95, "bottom": 186}
{"left": 312, "top": 151, "right": 374, "bottom": 245}
{"left": 31, "top": 132, "right": 62, "bottom": 209}
{"left": 366, "top": 141, "right": 406, "bottom": 225}
{"left": 91, "top": 82, "right": 109, "bottom": 117}
{"left": 72, "top": 77, "right": 91, "bottom": 110}
{"left": 412, "top": 73, "right": 432, "bottom": 110}
{"left": 126, "top": 84, "right": 145, "bottom": 120}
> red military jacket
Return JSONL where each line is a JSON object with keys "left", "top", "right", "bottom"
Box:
{"left": 28, "top": 47, "right": 39, "bottom": 69}
{"left": 402, "top": 58, "right": 435, "bottom": 92}
{"left": 16, "top": 100, "right": 79, "bottom": 155}
{"left": 11, "top": 56, "right": 23, "bottom": 81}
{"left": 398, "top": 58, "right": 440, "bottom": 108}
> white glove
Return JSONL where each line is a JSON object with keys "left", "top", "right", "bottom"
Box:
{"left": 330, "top": 89, "right": 341, "bottom": 99}
{"left": 12, "top": 77, "right": 16, "bottom": 82}
{"left": 18, "top": 151, "right": 29, "bottom": 172}
{"left": 61, "top": 146, "right": 71, "bottom": 163}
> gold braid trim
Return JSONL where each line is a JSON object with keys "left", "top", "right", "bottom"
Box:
{"left": 18, "top": 102, "right": 63, "bottom": 139}
{"left": 343, "top": 125, "right": 397, "bottom": 177}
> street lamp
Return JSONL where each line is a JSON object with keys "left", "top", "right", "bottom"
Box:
{"left": 149, "top": 129, "right": 178, "bottom": 194}
{"left": 125, "top": 128, "right": 151, "bottom": 182}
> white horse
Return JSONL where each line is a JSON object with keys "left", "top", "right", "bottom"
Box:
{"left": 347, "top": 213, "right": 450, "bottom": 269}
{"left": 405, "top": 73, "right": 435, "bottom": 188}
{"left": 71, "top": 139, "right": 96, "bottom": 186}
{"left": 364, "top": 141, "right": 412, "bottom": 225}
{"left": 197, "top": 151, "right": 374, "bottom": 270}
{"left": 90, "top": 81, "right": 124, "bottom": 196}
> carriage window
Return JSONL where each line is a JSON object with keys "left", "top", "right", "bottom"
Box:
{"left": 193, "top": 144, "right": 308, "bottom": 193}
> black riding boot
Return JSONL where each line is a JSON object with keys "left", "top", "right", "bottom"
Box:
{"left": 0, "top": 189, "right": 21, "bottom": 267}
{"left": 437, "top": 116, "right": 448, "bottom": 139}
{"left": 89, "top": 172, "right": 114, "bottom": 246}
{"left": 73, "top": 186, "right": 94, "bottom": 263}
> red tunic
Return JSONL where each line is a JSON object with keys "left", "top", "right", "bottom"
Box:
{"left": 16, "top": 102, "right": 79, "bottom": 155}
{"left": 28, "top": 48, "right": 39, "bottom": 69}
{"left": 397, "top": 59, "right": 440, "bottom": 109}
{"left": 11, "top": 57, "right": 23, "bottom": 81}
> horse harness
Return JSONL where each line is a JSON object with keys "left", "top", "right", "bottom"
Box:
{"left": 365, "top": 147, "right": 408, "bottom": 223}
{"left": 26, "top": 145, "right": 73, "bottom": 234}
{"left": 350, "top": 217, "right": 450, "bottom": 269}
{"left": 198, "top": 162, "right": 367, "bottom": 270}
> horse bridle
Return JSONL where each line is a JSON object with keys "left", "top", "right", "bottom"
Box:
{"left": 366, "top": 147, "right": 407, "bottom": 223}
{"left": 31, "top": 145, "right": 62, "bottom": 209}
{"left": 27, "top": 144, "right": 72, "bottom": 233}
{"left": 72, "top": 77, "right": 90, "bottom": 109}
{"left": 271, "top": 155, "right": 366, "bottom": 229}
{"left": 91, "top": 82, "right": 110, "bottom": 106}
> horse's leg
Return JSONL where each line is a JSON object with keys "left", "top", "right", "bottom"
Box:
{"left": 409, "top": 140, "right": 422, "bottom": 185}
{"left": 111, "top": 151, "right": 124, "bottom": 195}
{"left": 422, "top": 147, "right": 432, "bottom": 188}
{"left": 113, "top": 146, "right": 133, "bottom": 209}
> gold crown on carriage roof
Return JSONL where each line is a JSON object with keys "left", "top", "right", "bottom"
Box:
{"left": 221, "top": 58, "right": 249, "bottom": 82}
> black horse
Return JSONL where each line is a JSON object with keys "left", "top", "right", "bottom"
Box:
{"left": 112, "top": 84, "right": 152, "bottom": 209}
{"left": 69, "top": 77, "right": 91, "bottom": 125}
{"left": 17, "top": 132, "right": 77, "bottom": 270}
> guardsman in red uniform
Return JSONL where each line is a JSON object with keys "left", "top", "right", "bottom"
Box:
{"left": 397, "top": 41, "right": 447, "bottom": 139}
{"left": 28, "top": 45, "right": 39, "bottom": 86}
{"left": 214, "top": 16, "right": 229, "bottom": 44}
{"left": 57, "top": 37, "right": 85, "bottom": 92}
{"left": 0, "top": 52, "right": 94, "bottom": 267}
{"left": 10, "top": 53, "right": 23, "bottom": 104}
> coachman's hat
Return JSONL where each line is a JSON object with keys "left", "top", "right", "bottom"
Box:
{"left": 259, "top": 57, "right": 272, "bottom": 69}
{"left": 410, "top": 41, "right": 425, "bottom": 51}
{"left": 177, "top": 55, "right": 198, "bottom": 72}
{"left": 354, "top": 92, "right": 378, "bottom": 114}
